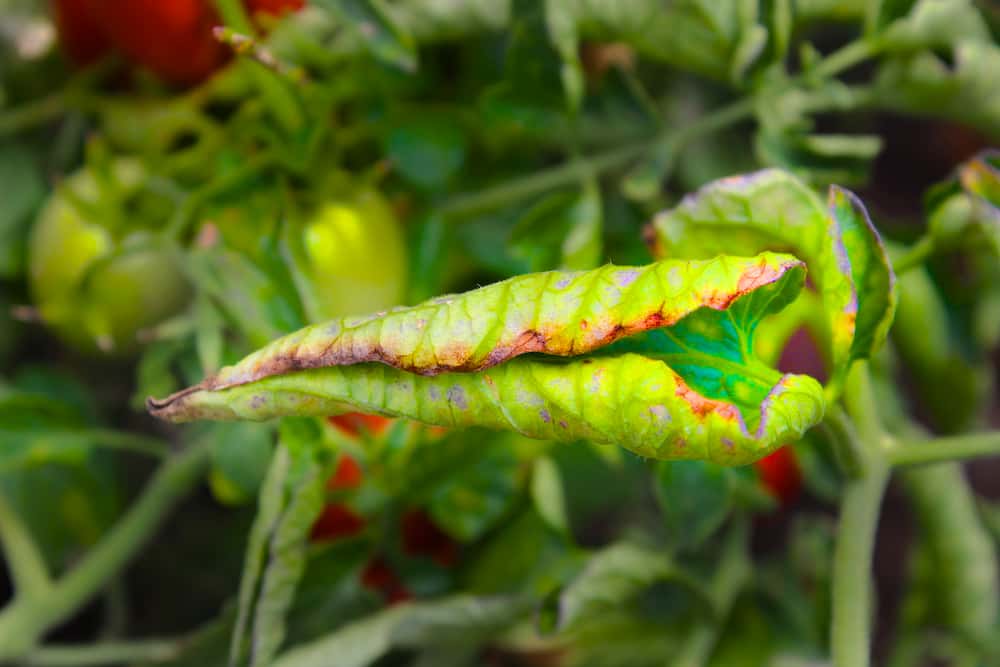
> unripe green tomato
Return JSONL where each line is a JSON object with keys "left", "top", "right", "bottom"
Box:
{"left": 295, "top": 185, "right": 408, "bottom": 320}
{"left": 28, "top": 160, "right": 191, "bottom": 354}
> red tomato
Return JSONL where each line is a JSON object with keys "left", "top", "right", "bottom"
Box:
{"left": 326, "top": 453, "right": 364, "bottom": 491}
{"left": 755, "top": 447, "right": 802, "bottom": 506}
{"left": 401, "top": 509, "right": 458, "bottom": 567}
{"left": 53, "top": 0, "right": 304, "bottom": 84}
{"left": 52, "top": 0, "right": 112, "bottom": 65}
{"left": 360, "top": 557, "right": 412, "bottom": 605}
{"left": 327, "top": 413, "right": 393, "bottom": 438}
{"left": 86, "top": 0, "right": 228, "bottom": 85}
{"left": 309, "top": 504, "right": 366, "bottom": 542}
{"left": 246, "top": 0, "right": 304, "bottom": 15}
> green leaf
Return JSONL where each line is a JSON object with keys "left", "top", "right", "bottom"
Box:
{"left": 925, "top": 153, "right": 1000, "bottom": 257}
{"left": 312, "top": 0, "right": 417, "bottom": 72}
{"left": 874, "top": 0, "right": 991, "bottom": 52}
{"left": 462, "top": 508, "right": 574, "bottom": 595}
{"left": 509, "top": 182, "right": 603, "bottom": 272}
{"left": 250, "top": 451, "right": 329, "bottom": 667}
{"left": 383, "top": 114, "right": 466, "bottom": 190}
{"left": 554, "top": 541, "right": 712, "bottom": 632}
{"left": 755, "top": 130, "right": 883, "bottom": 186}
{"left": 271, "top": 595, "right": 532, "bottom": 667}
{"left": 149, "top": 251, "right": 825, "bottom": 465}
{"left": 649, "top": 169, "right": 896, "bottom": 394}
{"left": 541, "top": 0, "right": 769, "bottom": 83}
{"left": 891, "top": 265, "right": 989, "bottom": 432}
{"left": 902, "top": 463, "right": 998, "bottom": 647}
{"left": 874, "top": 41, "right": 1000, "bottom": 139}
{"left": 207, "top": 422, "right": 276, "bottom": 506}
{"left": 531, "top": 456, "right": 569, "bottom": 536}
{"left": 655, "top": 460, "right": 733, "bottom": 551}
{"left": 427, "top": 443, "right": 519, "bottom": 542}
{"left": 0, "top": 141, "right": 45, "bottom": 278}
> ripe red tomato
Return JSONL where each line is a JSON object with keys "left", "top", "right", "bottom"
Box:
{"left": 401, "top": 509, "right": 458, "bottom": 567}
{"left": 309, "top": 504, "right": 366, "bottom": 542}
{"left": 327, "top": 413, "right": 394, "bottom": 439}
{"left": 360, "top": 557, "right": 412, "bottom": 605}
{"left": 326, "top": 453, "right": 364, "bottom": 491}
{"left": 53, "top": 0, "right": 305, "bottom": 84}
{"left": 754, "top": 447, "right": 802, "bottom": 506}
{"left": 52, "top": 0, "right": 111, "bottom": 65}
{"left": 246, "top": 0, "right": 304, "bottom": 16}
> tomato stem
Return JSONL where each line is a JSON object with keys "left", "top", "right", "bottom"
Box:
{"left": 0, "top": 441, "right": 210, "bottom": 661}
{"left": 831, "top": 363, "right": 890, "bottom": 667}
{"left": 887, "top": 431, "right": 1000, "bottom": 467}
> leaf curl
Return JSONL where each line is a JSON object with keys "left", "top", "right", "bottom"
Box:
{"left": 648, "top": 169, "right": 896, "bottom": 394}
{"left": 149, "top": 252, "right": 824, "bottom": 465}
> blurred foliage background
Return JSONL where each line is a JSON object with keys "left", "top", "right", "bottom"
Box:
{"left": 0, "top": 1, "right": 998, "bottom": 666}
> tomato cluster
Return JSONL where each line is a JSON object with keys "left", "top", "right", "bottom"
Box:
{"left": 311, "top": 419, "right": 460, "bottom": 605}
{"left": 52, "top": 0, "right": 304, "bottom": 84}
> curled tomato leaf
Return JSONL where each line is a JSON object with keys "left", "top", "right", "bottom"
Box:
{"left": 149, "top": 252, "right": 824, "bottom": 465}
{"left": 649, "top": 169, "right": 896, "bottom": 394}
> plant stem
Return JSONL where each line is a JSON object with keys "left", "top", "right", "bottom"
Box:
{"left": 438, "top": 98, "right": 755, "bottom": 219}
{"left": 887, "top": 431, "right": 1000, "bottom": 467}
{"left": 832, "top": 463, "right": 889, "bottom": 667}
{"left": 22, "top": 639, "right": 186, "bottom": 666}
{"left": 0, "top": 492, "right": 51, "bottom": 598}
{"left": 892, "top": 236, "right": 936, "bottom": 275}
{"left": 811, "top": 39, "right": 880, "bottom": 80}
{"left": 831, "top": 363, "right": 890, "bottom": 667}
{"left": 0, "top": 442, "right": 211, "bottom": 661}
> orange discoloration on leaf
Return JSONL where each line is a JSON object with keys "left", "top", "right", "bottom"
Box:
{"left": 674, "top": 375, "right": 740, "bottom": 421}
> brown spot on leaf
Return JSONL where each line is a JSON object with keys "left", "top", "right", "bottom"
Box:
{"left": 674, "top": 375, "right": 739, "bottom": 422}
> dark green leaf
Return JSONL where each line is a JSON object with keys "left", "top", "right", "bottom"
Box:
{"left": 271, "top": 595, "right": 532, "bottom": 667}
{"left": 655, "top": 460, "right": 733, "bottom": 551}
{"left": 384, "top": 114, "right": 466, "bottom": 190}
{"left": 313, "top": 0, "right": 418, "bottom": 72}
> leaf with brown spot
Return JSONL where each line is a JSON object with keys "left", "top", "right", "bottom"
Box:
{"left": 149, "top": 251, "right": 825, "bottom": 465}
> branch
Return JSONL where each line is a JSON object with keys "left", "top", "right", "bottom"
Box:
{"left": 22, "top": 639, "right": 186, "bottom": 666}
{"left": 831, "top": 363, "right": 890, "bottom": 667}
{"left": 0, "top": 492, "right": 51, "bottom": 598}
{"left": 888, "top": 432, "right": 1000, "bottom": 467}
{"left": 0, "top": 441, "right": 211, "bottom": 661}
{"left": 437, "top": 98, "right": 755, "bottom": 219}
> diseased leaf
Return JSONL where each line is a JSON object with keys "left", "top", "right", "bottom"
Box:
{"left": 150, "top": 252, "right": 824, "bottom": 465}
{"left": 649, "top": 169, "right": 896, "bottom": 394}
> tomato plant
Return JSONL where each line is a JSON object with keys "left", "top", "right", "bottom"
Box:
{"left": 1, "top": 2, "right": 999, "bottom": 667}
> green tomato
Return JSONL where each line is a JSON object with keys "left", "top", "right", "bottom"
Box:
{"left": 293, "top": 184, "right": 408, "bottom": 320}
{"left": 28, "top": 159, "right": 191, "bottom": 354}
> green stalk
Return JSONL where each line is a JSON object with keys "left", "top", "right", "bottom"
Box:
{"left": 438, "top": 98, "right": 755, "bottom": 219}
{"left": 831, "top": 363, "right": 890, "bottom": 667}
{"left": 888, "top": 432, "right": 1000, "bottom": 467}
{"left": 0, "top": 442, "right": 211, "bottom": 661}
{"left": 0, "top": 492, "right": 51, "bottom": 598}
{"left": 892, "top": 236, "right": 936, "bottom": 276}
{"left": 22, "top": 639, "right": 185, "bottom": 666}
